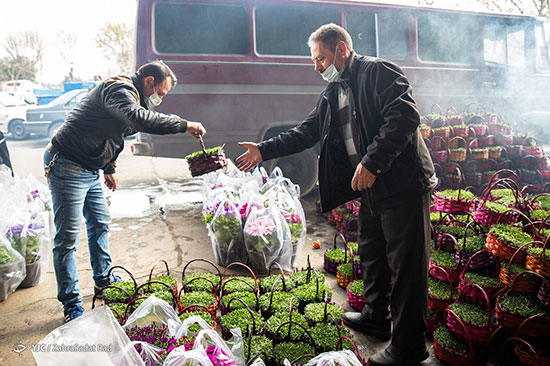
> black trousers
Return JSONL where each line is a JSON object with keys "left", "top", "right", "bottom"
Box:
{"left": 358, "top": 191, "right": 431, "bottom": 351}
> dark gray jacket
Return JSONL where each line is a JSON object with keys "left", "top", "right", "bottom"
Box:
{"left": 52, "top": 74, "right": 188, "bottom": 174}
{"left": 259, "top": 53, "right": 436, "bottom": 213}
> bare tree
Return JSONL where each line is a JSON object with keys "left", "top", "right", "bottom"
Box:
{"left": 476, "top": 0, "right": 549, "bottom": 17}
{"left": 57, "top": 30, "right": 78, "bottom": 80}
{"left": 95, "top": 22, "right": 135, "bottom": 74}
{"left": 1, "top": 30, "right": 44, "bottom": 81}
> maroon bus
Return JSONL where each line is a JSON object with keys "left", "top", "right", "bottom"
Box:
{"left": 132, "top": 0, "right": 550, "bottom": 195}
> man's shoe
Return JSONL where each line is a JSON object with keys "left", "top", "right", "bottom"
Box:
{"left": 94, "top": 274, "right": 123, "bottom": 299}
{"left": 64, "top": 304, "right": 84, "bottom": 323}
{"left": 368, "top": 344, "right": 429, "bottom": 366}
{"left": 342, "top": 311, "right": 391, "bottom": 341}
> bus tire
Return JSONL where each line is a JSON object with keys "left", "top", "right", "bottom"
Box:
{"left": 261, "top": 148, "right": 318, "bottom": 197}
{"left": 9, "top": 119, "right": 28, "bottom": 140}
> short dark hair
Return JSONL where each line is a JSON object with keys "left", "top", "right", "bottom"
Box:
{"left": 308, "top": 23, "right": 353, "bottom": 52}
{"left": 136, "top": 60, "right": 177, "bottom": 87}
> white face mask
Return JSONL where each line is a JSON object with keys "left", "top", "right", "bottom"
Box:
{"left": 146, "top": 91, "right": 162, "bottom": 109}
{"left": 321, "top": 47, "right": 342, "bottom": 83}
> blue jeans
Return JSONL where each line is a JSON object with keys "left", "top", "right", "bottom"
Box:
{"left": 44, "top": 150, "right": 112, "bottom": 308}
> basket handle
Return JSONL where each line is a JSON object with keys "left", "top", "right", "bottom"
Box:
{"left": 223, "top": 262, "right": 258, "bottom": 289}
{"left": 508, "top": 270, "right": 545, "bottom": 293}
{"left": 227, "top": 297, "right": 258, "bottom": 333}
{"left": 182, "top": 258, "right": 222, "bottom": 285}
{"left": 107, "top": 265, "right": 138, "bottom": 292}
{"left": 515, "top": 313, "right": 548, "bottom": 337}
{"left": 522, "top": 136, "right": 539, "bottom": 147}
{"left": 449, "top": 136, "right": 467, "bottom": 150}
{"left": 246, "top": 351, "right": 268, "bottom": 366}
{"left": 180, "top": 275, "right": 217, "bottom": 297}
{"left": 446, "top": 106, "right": 459, "bottom": 117}
{"left": 461, "top": 221, "right": 486, "bottom": 251}
{"left": 498, "top": 337, "right": 540, "bottom": 365}
{"left": 91, "top": 284, "right": 133, "bottom": 309}
{"left": 267, "top": 276, "right": 285, "bottom": 313}
{"left": 503, "top": 241, "right": 539, "bottom": 275}
{"left": 221, "top": 276, "right": 256, "bottom": 296}
{"left": 461, "top": 249, "right": 496, "bottom": 277}
{"left": 431, "top": 103, "right": 442, "bottom": 115}
{"left": 136, "top": 280, "right": 177, "bottom": 310}
{"left": 444, "top": 308, "right": 475, "bottom": 357}
{"left": 430, "top": 135, "right": 447, "bottom": 150}
{"left": 335, "top": 336, "right": 365, "bottom": 364}
{"left": 463, "top": 102, "right": 479, "bottom": 115}
{"left": 456, "top": 283, "right": 493, "bottom": 325}
{"left": 275, "top": 320, "right": 315, "bottom": 345}
{"left": 268, "top": 262, "right": 288, "bottom": 291}
{"left": 148, "top": 259, "right": 170, "bottom": 282}
{"left": 428, "top": 265, "right": 453, "bottom": 302}
{"left": 290, "top": 354, "right": 317, "bottom": 366}
{"left": 438, "top": 233, "right": 461, "bottom": 253}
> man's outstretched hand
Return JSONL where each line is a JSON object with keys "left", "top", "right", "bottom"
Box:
{"left": 236, "top": 142, "right": 262, "bottom": 171}
{"left": 351, "top": 163, "right": 376, "bottom": 191}
{"left": 186, "top": 121, "right": 206, "bottom": 139}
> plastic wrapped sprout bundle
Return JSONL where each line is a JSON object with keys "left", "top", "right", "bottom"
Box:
{"left": 0, "top": 233, "right": 25, "bottom": 301}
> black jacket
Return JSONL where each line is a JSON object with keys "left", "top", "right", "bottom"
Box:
{"left": 52, "top": 74, "right": 188, "bottom": 174}
{"left": 259, "top": 53, "right": 435, "bottom": 213}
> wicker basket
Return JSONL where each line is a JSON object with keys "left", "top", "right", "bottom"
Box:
{"left": 452, "top": 124, "right": 469, "bottom": 138}
{"left": 449, "top": 137, "right": 468, "bottom": 162}
{"left": 495, "top": 273, "right": 550, "bottom": 337}
{"left": 428, "top": 266, "right": 454, "bottom": 311}
{"left": 446, "top": 284, "right": 496, "bottom": 342}
{"left": 346, "top": 281, "right": 365, "bottom": 311}
{"left": 420, "top": 124, "right": 432, "bottom": 139}
{"left": 430, "top": 135, "right": 447, "bottom": 152}
{"left": 470, "top": 124, "right": 488, "bottom": 137}
{"left": 458, "top": 250, "right": 501, "bottom": 304}
{"left": 181, "top": 258, "right": 222, "bottom": 294}
{"left": 523, "top": 137, "right": 544, "bottom": 158}
{"left": 488, "top": 146, "right": 504, "bottom": 160}
{"left": 525, "top": 239, "right": 550, "bottom": 277}
{"left": 433, "top": 126, "right": 451, "bottom": 140}
{"left": 434, "top": 313, "right": 479, "bottom": 366}
{"left": 149, "top": 259, "right": 178, "bottom": 304}
{"left": 433, "top": 166, "right": 475, "bottom": 214}
{"left": 511, "top": 336, "right": 550, "bottom": 366}
{"left": 336, "top": 262, "right": 354, "bottom": 289}
{"left": 178, "top": 304, "right": 218, "bottom": 330}
{"left": 446, "top": 107, "right": 464, "bottom": 126}
{"left": 488, "top": 123, "right": 512, "bottom": 136}
{"left": 323, "top": 233, "right": 349, "bottom": 274}
{"left": 474, "top": 176, "right": 521, "bottom": 227}
{"left": 429, "top": 255, "right": 461, "bottom": 283}
{"left": 537, "top": 277, "right": 550, "bottom": 308}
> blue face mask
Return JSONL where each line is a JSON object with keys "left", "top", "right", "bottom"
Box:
{"left": 321, "top": 47, "right": 342, "bottom": 83}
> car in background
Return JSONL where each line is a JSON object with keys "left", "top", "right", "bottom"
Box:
{"left": 2, "top": 80, "right": 39, "bottom": 105}
{"left": 0, "top": 92, "right": 27, "bottom": 138}
{"left": 22, "top": 88, "right": 88, "bottom": 140}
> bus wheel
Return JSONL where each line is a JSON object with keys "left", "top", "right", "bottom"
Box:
{"left": 262, "top": 148, "right": 318, "bottom": 197}
{"left": 9, "top": 119, "right": 29, "bottom": 140}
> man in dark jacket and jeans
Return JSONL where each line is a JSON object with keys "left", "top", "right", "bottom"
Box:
{"left": 237, "top": 24, "right": 436, "bottom": 365}
{"left": 44, "top": 61, "right": 206, "bottom": 322}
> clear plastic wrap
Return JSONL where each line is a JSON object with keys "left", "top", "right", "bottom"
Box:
{"left": 304, "top": 350, "right": 363, "bottom": 366}
{"left": 243, "top": 206, "right": 292, "bottom": 274}
{"left": 33, "top": 306, "right": 145, "bottom": 366}
{"left": 0, "top": 233, "right": 25, "bottom": 301}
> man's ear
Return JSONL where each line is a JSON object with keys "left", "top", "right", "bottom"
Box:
{"left": 337, "top": 41, "right": 348, "bottom": 56}
{"left": 143, "top": 75, "right": 154, "bottom": 87}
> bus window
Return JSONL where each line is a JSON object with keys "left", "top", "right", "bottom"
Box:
{"left": 483, "top": 22, "right": 506, "bottom": 64}
{"left": 536, "top": 22, "right": 550, "bottom": 71}
{"left": 483, "top": 20, "right": 526, "bottom": 67}
{"left": 254, "top": 5, "right": 339, "bottom": 56}
{"left": 154, "top": 3, "right": 249, "bottom": 55}
{"left": 417, "top": 14, "right": 475, "bottom": 64}
{"left": 344, "top": 11, "right": 376, "bottom": 57}
{"left": 507, "top": 27, "right": 525, "bottom": 67}
{"left": 377, "top": 12, "right": 408, "bottom": 61}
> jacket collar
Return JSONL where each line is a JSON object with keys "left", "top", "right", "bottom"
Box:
{"left": 131, "top": 73, "right": 148, "bottom": 108}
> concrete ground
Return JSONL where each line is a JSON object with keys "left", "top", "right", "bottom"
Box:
{"left": 0, "top": 137, "right": 441, "bottom": 366}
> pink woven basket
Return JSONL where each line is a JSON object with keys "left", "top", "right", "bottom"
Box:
{"left": 446, "top": 283, "right": 496, "bottom": 343}
{"left": 433, "top": 165, "right": 475, "bottom": 214}
{"left": 346, "top": 281, "right": 365, "bottom": 311}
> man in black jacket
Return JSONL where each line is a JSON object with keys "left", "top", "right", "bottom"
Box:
{"left": 237, "top": 24, "right": 436, "bottom": 365}
{"left": 44, "top": 61, "right": 206, "bottom": 322}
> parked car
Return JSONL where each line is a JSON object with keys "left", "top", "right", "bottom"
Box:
{"left": 0, "top": 92, "right": 27, "bottom": 138}
{"left": 22, "top": 88, "right": 88, "bottom": 140}
{"left": 2, "top": 80, "right": 39, "bottom": 105}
